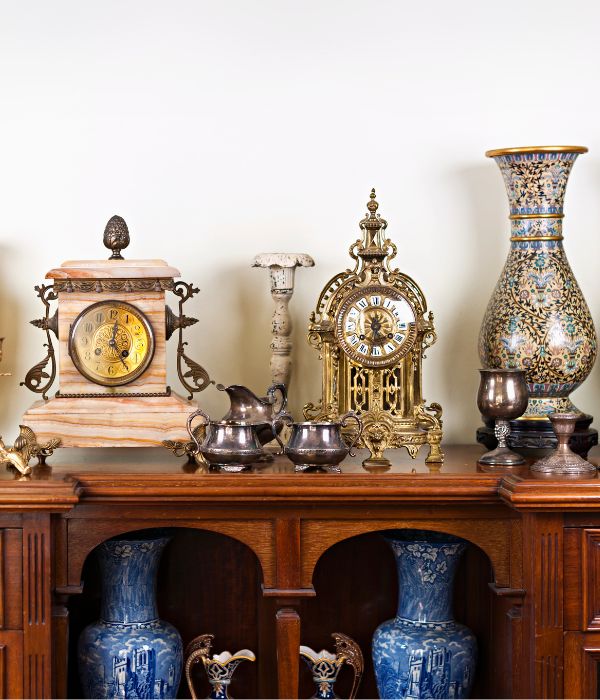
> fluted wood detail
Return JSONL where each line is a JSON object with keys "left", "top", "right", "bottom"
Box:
{"left": 539, "top": 531, "right": 561, "bottom": 629}
{"left": 27, "top": 653, "right": 45, "bottom": 699}
{"left": 538, "top": 654, "right": 562, "bottom": 699}
{"left": 23, "top": 515, "right": 51, "bottom": 698}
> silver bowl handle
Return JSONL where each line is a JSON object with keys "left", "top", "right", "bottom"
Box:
{"left": 186, "top": 408, "right": 210, "bottom": 455}
{"left": 267, "top": 383, "right": 288, "bottom": 417}
{"left": 270, "top": 412, "right": 293, "bottom": 455}
{"left": 340, "top": 411, "right": 363, "bottom": 457}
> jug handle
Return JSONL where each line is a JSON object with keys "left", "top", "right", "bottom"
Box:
{"left": 186, "top": 408, "right": 210, "bottom": 455}
{"left": 267, "top": 383, "right": 288, "bottom": 416}
{"left": 270, "top": 412, "right": 293, "bottom": 455}
{"left": 340, "top": 412, "right": 363, "bottom": 457}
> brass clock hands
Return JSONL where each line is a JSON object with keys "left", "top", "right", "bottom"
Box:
{"left": 108, "top": 320, "right": 129, "bottom": 371}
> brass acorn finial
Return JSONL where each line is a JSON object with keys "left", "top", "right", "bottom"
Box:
{"left": 103, "top": 215, "right": 130, "bottom": 260}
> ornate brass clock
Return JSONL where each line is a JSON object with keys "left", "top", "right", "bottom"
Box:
{"left": 304, "top": 190, "right": 443, "bottom": 467}
{"left": 69, "top": 300, "right": 155, "bottom": 386}
{"left": 21, "top": 215, "right": 213, "bottom": 448}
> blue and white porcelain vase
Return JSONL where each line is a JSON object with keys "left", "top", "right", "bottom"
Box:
{"left": 372, "top": 531, "right": 477, "bottom": 699}
{"left": 78, "top": 534, "right": 183, "bottom": 699}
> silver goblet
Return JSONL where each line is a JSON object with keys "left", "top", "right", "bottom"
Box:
{"left": 477, "top": 369, "right": 529, "bottom": 466}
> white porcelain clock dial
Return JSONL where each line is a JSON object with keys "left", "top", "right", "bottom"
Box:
{"left": 335, "top": 285, "right": 418, "bottom": 368}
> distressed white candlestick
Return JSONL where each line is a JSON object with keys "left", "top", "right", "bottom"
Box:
{"left": 252, "top": 253, "right": 314, "bottom": 387}
{"left": 0, "top": 338, "right": 10, "bottom": 377}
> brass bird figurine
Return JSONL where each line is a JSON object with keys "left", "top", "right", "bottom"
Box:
{"left": 0, "top": 425, "right": 61, "bottom": 476}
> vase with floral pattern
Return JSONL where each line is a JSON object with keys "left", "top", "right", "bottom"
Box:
{"left": 479, "top": 146, "right": 596, "bottom": 425}
{"left": 372, "top": 530, "right": 477, "bottom": 699}
{"left": 78, "top": 534, "right": 182, "bottom": 699}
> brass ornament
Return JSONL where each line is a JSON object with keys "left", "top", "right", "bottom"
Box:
{"left": 162, "top": 424, "right": 207, "bottom": 464}
{"left": 172, "top": 281, "right": 215, "bottom": 398}
{"left": 304, "top": 190, "right": 443, "bottom": 467}
{"left": 54, "top": 279, "right": 174, "bottom": 293}
{"left": 103, "top": 214, "right": 130, "bottom": 260}
{"left": 21, "top": 284, "right": 58, "bottom": 399}
{"left": 332, "top": 632, "right": 364, "bottom": 700}
{"left": 0, "top": 425, "right": 61, "bottom": 475}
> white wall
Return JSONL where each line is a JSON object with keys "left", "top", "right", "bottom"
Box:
{"left": 1, "top": 0, "right": 600, "bottom": 445}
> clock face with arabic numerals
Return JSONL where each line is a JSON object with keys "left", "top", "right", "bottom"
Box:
{"left": 335, "top": 285, "right": 418, "bottom": 368}
{"left": 68, "top": 300, "right": 155, "bottom": 386}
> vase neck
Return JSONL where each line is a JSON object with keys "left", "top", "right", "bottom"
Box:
{"left": 97, "top": 537, "right": 169, "bottom": 623}
{"left": 390, "top": 537, "right": 465, "bottom": 623}
{"left": 492, "top": 151, "right": 581, "bottom": 243}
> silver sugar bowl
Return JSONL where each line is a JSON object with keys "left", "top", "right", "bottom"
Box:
{"left": 282, "top": 412, "right": 363, "bottom": 471}
{"left": 186, "top": 408, "right": 282, "bottom": 472}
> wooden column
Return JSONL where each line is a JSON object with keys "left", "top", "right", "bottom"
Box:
{"left": 276, "top": 605, "right": 301, "bottom": 699}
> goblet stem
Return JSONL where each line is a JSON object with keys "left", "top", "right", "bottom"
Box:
{"left": 494, "top": 420, "right": 510, "bottom": 449}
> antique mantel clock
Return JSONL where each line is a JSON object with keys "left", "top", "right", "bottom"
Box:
{"left": 21, "top": 215, "right": 213, "bottom": 448}
{"left": 304, "top": 190, "right": 443, "bottom": 467}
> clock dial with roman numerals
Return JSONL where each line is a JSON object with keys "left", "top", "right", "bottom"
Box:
{"left": 335, "top": 285, "right": 418, "bottom": 368}
{"left": 69, "top": 300, "right": 155, "bottom": 386}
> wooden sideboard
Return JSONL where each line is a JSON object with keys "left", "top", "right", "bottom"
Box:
{"left": 0, "top": 445, "right": 599, "bottom": 698}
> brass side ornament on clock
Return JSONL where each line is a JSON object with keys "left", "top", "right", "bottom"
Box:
{"left": 20, "top": 215, "right": 213, "bottom": 448}
{"left": 304, "top": 190, "right": 443, "bottom": 467}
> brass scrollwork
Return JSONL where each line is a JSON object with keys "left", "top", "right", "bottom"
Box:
{"left": 171, "top": 281, "right": 215, "bottom": 399}
{"left": 21, "top": 284, "right": 58, "bottom": 400}
{"left": 332, "top": 632, "right": 364, "bottom": 700}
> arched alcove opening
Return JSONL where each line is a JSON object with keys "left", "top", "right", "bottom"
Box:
{"left": 298, "top": 530, "right": 493, "bottom": 699}
{"left": 67, "top": 527, "right": 266, "bottom": 699}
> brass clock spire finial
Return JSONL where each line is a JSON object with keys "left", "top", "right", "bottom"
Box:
{"left": 103, "top": 215, "right": 130, "bottom": 260}
{"left": 359, "top": 188, "right": 388, "bottom": 255}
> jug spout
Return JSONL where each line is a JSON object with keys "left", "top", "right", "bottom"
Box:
{"left": 217, "top": 383, "right": 287, "bottom": 424}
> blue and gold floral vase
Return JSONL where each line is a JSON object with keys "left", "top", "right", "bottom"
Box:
{"left": 479, "top": 146, "right": 596, "bottom": 421}
{"left": 299, "top": 633, "right": 363, "bottom": 699}
{"left": 184, "top": 634, "right": 255, "bottom": 699}
{"left": 372, "top": 530, "right": 477, "bottom": 699}
{"left": 78, "top": 534, "right": 182, "bottom": 699}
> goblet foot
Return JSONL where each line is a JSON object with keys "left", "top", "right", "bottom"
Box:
{"left": 478, "top": 446, "right": 525, "bottom": 467}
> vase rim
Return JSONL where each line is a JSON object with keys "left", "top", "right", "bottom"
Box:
{"left": 383, "top": 528, "right": 466, "bottom": 545}
{"left": 485, "top": 145, "right": 588, "bottom": 158}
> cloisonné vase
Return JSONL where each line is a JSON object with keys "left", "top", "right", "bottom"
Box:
{"left": 78, "top": 535, "right": 183, "bottom": 699}
{"left": 479, "top": 146, "right": 596, "bottom": 420}
{"left": 372, "top": 531, "right": 476, "bottom": 699}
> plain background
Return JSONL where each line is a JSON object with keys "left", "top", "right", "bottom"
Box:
{"left": 1, "top": 0, "right": 600, "bottom": 445}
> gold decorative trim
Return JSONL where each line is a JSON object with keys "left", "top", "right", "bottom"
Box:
{"left": 509, "top": 213, "right": 564, "bottom": 220}
{"left": 486, "top": 145, "right": 588, "bottom": 157}
{"left": 54, "top": 279, "right": 174, "bottom": 293}
{"left": 56, "top": 389, "right": 171, "bottom": 398}
{"left": 510, "top": 235, "right": 563, "bottom": 242}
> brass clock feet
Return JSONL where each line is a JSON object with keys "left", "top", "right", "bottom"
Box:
{"left": 362, "top": 456, "right": 392, "bottom": 469}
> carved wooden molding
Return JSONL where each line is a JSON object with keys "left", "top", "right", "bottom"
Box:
{"left": 581, "top": 529, "right": 600, "bottom": 630}
{"left": 66, "top": 518, "right": 276, "bottom": 588}
{"left": 300, "top": 517, "right": 515, "bottom": 588}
